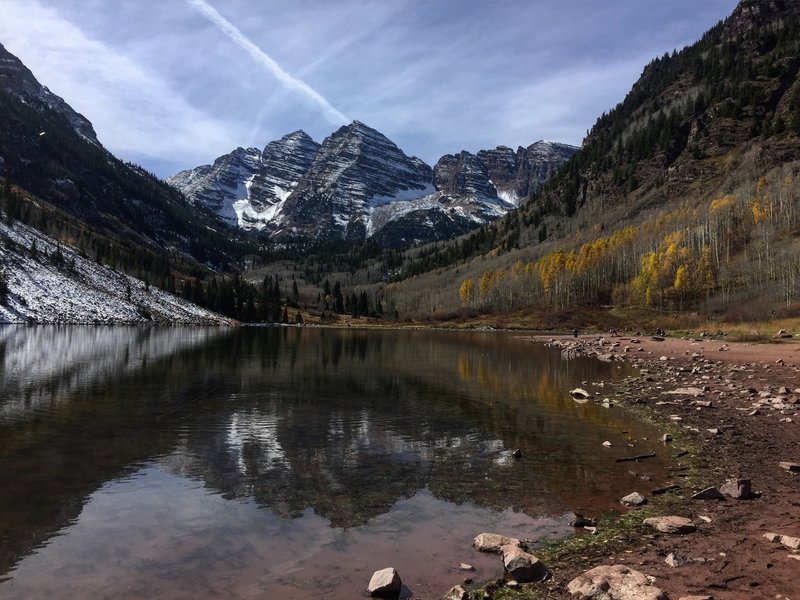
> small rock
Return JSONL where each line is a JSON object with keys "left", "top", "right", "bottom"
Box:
{"left": 764, "top": 532, "right": 800, "bottom": 549}
{"left": 720, "top": 478, "right": 752, "bottom": 500}
{"left": 570, "top": 387, "right": 593, "bottom": 399}
{"left": 602, "top": 441, "right": 612, "bottom": 447}
{"left": 643, "top": 516, "right": 697, "bottom": 534}
{"left": 459, "top": 563, "right": 474, "bottom": 571}
{"left": 707, "top": 428, "right": 720, "bottom": 435}
{"left": 780, "top": 535, "right": 800, "bottom": 550}
{"left": 501, "top": 545, "right": 549, "bottom": 582}
{"left": 444, "top": 584, "right": 468, "bottom": 600}
{"left": 473, "top": 533, "right": 520, "bottom": 553}
{"left": 779, "top": 461, "right": 800, "bottom": 472}
{"left": 621, "top": 492, "right": 647, "bottom": 506}
{"left": 665, "top": 552, "right": 691, "bottom": 567}
{"left": 512, "top": 448, "right": 522, "bottom": 459}
{"left": 698, "top": 515, "right": 712, "bottom": 523}
{"left": 367, "top": 567, "right": 401, "bottom": 597}
{"left": 567, "top": 564, "right": 667, "bottom": 600}
{"left": 692, "top": 487, "right": 725, "bottom": 500}
{"left": 666, "top": 387, "right": 705, "bottom": 397}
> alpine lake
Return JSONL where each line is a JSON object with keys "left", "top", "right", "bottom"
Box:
{"left": 0, "top": 326, "right": 670, "bottom": 599}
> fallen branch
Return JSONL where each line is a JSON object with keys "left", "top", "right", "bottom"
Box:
{"left": 615, "top": 452, "right": 656, "bottom": 463}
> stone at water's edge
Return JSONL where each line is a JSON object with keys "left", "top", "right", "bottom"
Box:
{"left": 501, "top": 544, "right": 550, "bottom": 582}
{"left": 367, "top": 567, "right": 401, "bottom": 597}
{"left": 567, "top": 564, "right": 668, "bottom": 600}
{"left": 720, "top": 477, "right": 752, "bottom": 500}
{"left": 473, "top": 532, "right": 521, "bottom": 553}
{"left": 620, "top": 491, "right": 646, "bottom": 506}
{"left": 643, "top": 516, "right": 697, "bottom": 534}
{"left": 444, "top": 584, "right": 468, "bottom": 600}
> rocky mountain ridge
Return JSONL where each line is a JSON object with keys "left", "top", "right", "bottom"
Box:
{"left": 0, "top": 42, "right": 98, "bottom": 144}
{"left": 169, "top": 122, "right": 577, "bottom": 246}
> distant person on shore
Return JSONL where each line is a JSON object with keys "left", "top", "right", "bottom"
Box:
{"left": 572, "top": 328, "right": 578, "bottom": 338}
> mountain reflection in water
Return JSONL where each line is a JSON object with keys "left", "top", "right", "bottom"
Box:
{"left": 0, "top": 326, "right": 668, "bottom": 599}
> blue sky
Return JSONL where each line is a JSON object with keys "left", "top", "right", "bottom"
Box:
{"left": 0, "top": 0, "right": 738, "bottom": 178}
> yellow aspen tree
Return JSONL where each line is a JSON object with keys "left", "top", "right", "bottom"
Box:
{"left": 459, "top": 278, "right": 474, "bottom": 305}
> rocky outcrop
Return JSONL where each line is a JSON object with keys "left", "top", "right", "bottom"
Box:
{"left": 475, "top": 140, "right": 578, "bottom": 204}
{"left": 276, "top": 121, "right": 434, "bottom": 240}
{"left": 168, "top": 146, "right": 263, "bottom": 224}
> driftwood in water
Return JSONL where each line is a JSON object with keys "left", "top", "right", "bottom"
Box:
{"left": 615, "top": 452, "right": 656, "bottom": 463}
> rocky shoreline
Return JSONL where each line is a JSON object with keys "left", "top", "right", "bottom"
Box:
{"left": 454, "top": 333, "right": 800, "bottom": 600}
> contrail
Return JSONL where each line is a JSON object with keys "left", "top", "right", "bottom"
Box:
{"left": 188, "top": 0, "right": 349, "bottom": 126}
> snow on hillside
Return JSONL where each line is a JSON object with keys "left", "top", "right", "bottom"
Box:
{"left": 0, "top": 219, "right": 232, "bottom": 325}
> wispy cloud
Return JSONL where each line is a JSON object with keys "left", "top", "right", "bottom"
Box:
{"left": 187, "top": 0, "right": 349, "bottom": 127}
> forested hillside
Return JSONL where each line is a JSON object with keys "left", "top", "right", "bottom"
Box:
{"left": 384, "top": 0, "right": 800, "bottom": 323}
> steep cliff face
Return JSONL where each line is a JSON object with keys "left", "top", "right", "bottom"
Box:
{"left": 274, "top": 121, "right": 434, "bottom": 239}
{"left": 475, "top": 141, "right": 579, "bottom": 205}
{"left": 243, "top": 131, "right": 321, "bottom": 228}
{"left": 0, "top": 42, "right": 98, "bottom": 144}
{"left": 167, "top": 131, "right": 321, "bottom": 229}
{"left": 167, "top": 147, "right": 263, "bottom": 224}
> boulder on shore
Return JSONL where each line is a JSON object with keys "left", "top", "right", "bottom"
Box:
{"left": 367, "top": 567, "right": 401, "bottom": 597}
{"left": 567, "top": 564, "right": 667, "bottom": 599}
{"left": 720, "top": 478, "right": 752, "bottom": 500}
{"left": 643, "top": 516, "right": 696, "bottom": 534}
{"left": 501, "top": 545, "right": 550, "bottom": 582}
{"left": 620, "top": 491, "right": 647, "bottom": 506}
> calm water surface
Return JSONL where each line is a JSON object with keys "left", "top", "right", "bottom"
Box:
{"left": 0, "top": 326, "right": 669, "bottom": 599}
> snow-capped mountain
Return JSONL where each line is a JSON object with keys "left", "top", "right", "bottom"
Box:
{"left": 275, "top": 121, "right": 434, "bottom": 240}
{"left": 167, "top": 131, "right": 321, "bottom": 228}
{"left": 167, "top": 146, "right": 263, "bottom": 224}
{"left": 0, "top": 42, "right": 98, "bottom": 144}
{"left": 169, "top": 122, "right": 576, "bottom": 246}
